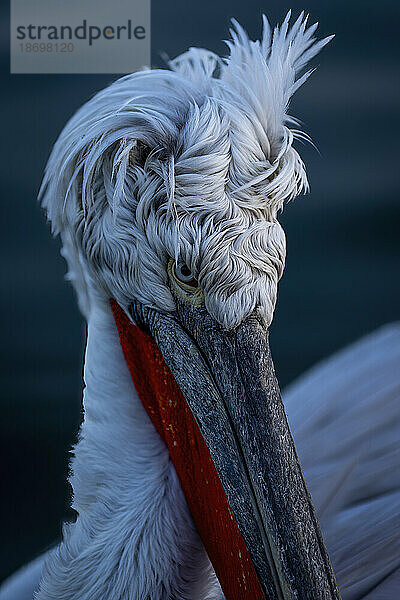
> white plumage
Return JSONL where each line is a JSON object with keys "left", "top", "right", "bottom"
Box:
{"left": 286, "top": 323, "right": 400, "bottom": 599}
{"left": 1, "top": 11, "right": 399, "bottom": 600}
{"left": 38, "top": 12, "right": 332, "bottom": 330}
{"left": 2, "top": 321, "right": 399, "bottom": 599}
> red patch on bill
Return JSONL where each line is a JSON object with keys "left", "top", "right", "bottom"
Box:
{"left": 110, "top": 299, "right": 265, "bottom": 600}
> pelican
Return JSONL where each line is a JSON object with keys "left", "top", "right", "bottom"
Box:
{"left": 1, "top": 12, "right": 399, "bottom": 600}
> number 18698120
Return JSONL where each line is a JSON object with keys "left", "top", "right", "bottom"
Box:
{"left": 19, "top": 42, "right": 74, "bottom": 52}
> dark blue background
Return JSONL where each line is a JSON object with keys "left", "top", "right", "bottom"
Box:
{"left": 1, "top": 0, "right": 399, "bottom": 582}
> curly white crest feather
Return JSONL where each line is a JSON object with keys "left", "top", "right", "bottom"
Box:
{"left": 40, "top": 12, "right": 332, "bottom": 328}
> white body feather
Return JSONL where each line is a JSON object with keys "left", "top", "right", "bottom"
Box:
{"left": 2, "top": 323, "right": 399, "bottom": 599}
{"left": 6, "top": 12, "right": 397, "bottom": 600}
{"left": 31, "top": 295, "right": 221, "bottom": 600}
{"left": 286, "top": 323, "right": 400, "bottom": 599}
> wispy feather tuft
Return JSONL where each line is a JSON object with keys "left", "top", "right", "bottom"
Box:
{"left": 39, "top": 13, "right": 332, "bottom": 328}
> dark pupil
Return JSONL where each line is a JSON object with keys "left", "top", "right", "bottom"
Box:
{"left": 180, "top": 265, "right": 191, "bottom": 277}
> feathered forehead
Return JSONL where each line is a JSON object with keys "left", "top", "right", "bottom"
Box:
{"left": 40, "top": 12, "right": 332, "bottom": 327}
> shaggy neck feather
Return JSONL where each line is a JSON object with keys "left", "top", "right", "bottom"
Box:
{"left": 35, "top": 297, "right": 220, "bottom": 600}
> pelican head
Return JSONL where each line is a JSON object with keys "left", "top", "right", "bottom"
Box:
{"left": 39, "top": 13, "right": 338, "bottom": 599}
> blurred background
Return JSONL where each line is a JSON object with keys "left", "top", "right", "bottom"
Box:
{"left": 1, "top": 0, "right": 399, "bottom": 583}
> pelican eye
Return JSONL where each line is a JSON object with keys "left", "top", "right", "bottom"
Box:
{"left": 167, "top": 259, "right": 204, "bottom": 306}
{"left": 174, "top": 262, "right": 198, "bottom": 288}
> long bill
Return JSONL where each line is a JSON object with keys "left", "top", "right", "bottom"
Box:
{"left": 116, "top": 298, "right": 341, "bottom": 600}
